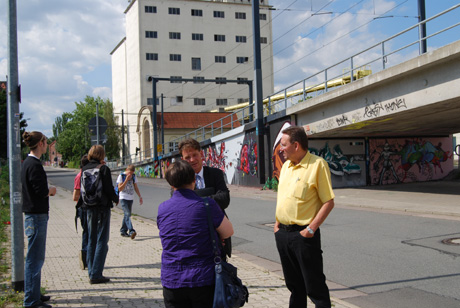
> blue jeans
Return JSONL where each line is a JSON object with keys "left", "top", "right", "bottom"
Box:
{"left": 24, "top": 214, "right": 48, "bottom": 307}
{"left": 86, "top": 207, "right": 111, "bottom": 280}
{"left": 120, "top": 199, "right": 135, "bottom": 234}
{"left": 78, "top": 207, "right": 88, "bottom": 252}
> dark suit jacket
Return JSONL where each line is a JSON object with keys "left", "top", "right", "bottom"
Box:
{"left": 201, "top": 166, "right": 230, "bottom": 210}
{"left": 196, "top": 166, "right": 231, "bottom": 258}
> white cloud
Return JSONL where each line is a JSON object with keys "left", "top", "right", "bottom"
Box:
{"left": 0, "top": 0, "right": 127, "bottom": 136}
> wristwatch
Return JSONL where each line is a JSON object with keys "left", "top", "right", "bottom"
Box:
{"left": 306, "top": 226, "right": 315, "bottom": 235}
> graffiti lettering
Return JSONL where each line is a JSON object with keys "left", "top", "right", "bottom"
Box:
{"left": 384, "top": 98, "right": 407, "bottom": 112}
{"left": 363, "top": 102, "right": 384, "bottom": 118}
{"left": 317, "top": 119, "right": 335, "bottom": 132}
{"left": 336, "top": 114, "right": 351, "bottom": 126}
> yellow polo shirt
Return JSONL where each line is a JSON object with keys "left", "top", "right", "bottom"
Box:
{"left": 275, "top": 152, "right": 335, "bottom": 226}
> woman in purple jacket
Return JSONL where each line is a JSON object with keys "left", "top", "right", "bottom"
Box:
{"left": 157, "top": 160, "right": 233, "bottom": 308}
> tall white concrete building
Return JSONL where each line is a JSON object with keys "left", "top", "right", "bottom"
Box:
{"left": 111, "top": 0, "right": 274, "bottom": 158}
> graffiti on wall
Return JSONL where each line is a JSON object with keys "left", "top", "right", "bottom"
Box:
{"left": 370, "top": 137, "right": 453, "bottom": 185}
{"left": 309, "top": 142, "right": 363, "bottom": 177}
{"left": 237, "top": 132, "right": 258, "bottom": 177}
{"left": 272, "top": 122, "right": 291, "bottom": 180}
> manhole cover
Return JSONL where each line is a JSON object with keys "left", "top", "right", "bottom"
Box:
{"left": 441, "top": 238, "right": 460, "bottom": 246}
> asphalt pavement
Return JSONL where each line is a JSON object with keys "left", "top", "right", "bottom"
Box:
{"left": 39, "top": 166, "right": 460, "bottom": 307}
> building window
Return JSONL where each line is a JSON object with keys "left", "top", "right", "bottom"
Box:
{"left": 236, "top": 56, "right": 248, "bottom": 64}
{"left": 215, "top": 77, "right": 227, "bottom": 84}
{"left": 235, "top": 12, "right": 246, "bottom": 19}
{"left": 260, "top": 37, "right": 268, "bottom": 44}
{"left": 193, "top": 76, "right": 205, "bottom": 84}
{"left": 145, "top": 6, "right": 157, "bottom": 13}
{"left": 214, "top": 34, "right": 225, "bottom": 42}
{"left": 170, "top": 76, "right": 182, "bottom": 83}
{"left": 216, "top": 99, "right": 228, "bottom": 106}
{"left": 176, "top": 96, "right": 183, "bottom": 103}
{"left": 170, "top": 54, "right": 181, "bottom": 61}
{"left": 147, "top": 98, "right": 159, "bottom": 105}
{"left": 192, "top": 58, "right": 201, "bottom": 70}
{"left": 215, "top": 56, "right": 226, "bottom": 63}
{"left": 169, "top": 32, "right": 181, "bottom": 40}
{"left": 237, "top": 77, "right": 248, "bottom": 84}
{"left": 191, "top": 9, "right": 203, "bottom": 16}
{"left": 260, "top": 13, "right": 267, "bottom": 20}
{"left": 169, "top": 7, "right": 180, "bottom": 15}
{"left": 169, "top": 142, "right": 179, "bottom": 152}
{"left": 192, "top": 33, "right": 204, "bottom": 41}
{"left": 145, "top": 31, "right": 157, "bottom": 38}
{"left": 146, "top": 53, "right": 158, "bottom": 60}
{"left": 237, "top": 98, "right": 247, "bottom": 104}
{"left": 194, "top": 98, "right": 206, "bottom": 106}
{"left": 236, "top": 35, "right": 247, "bottom": 43}
{"left": 214, "top": 11, "right": 225, "bottom": 18}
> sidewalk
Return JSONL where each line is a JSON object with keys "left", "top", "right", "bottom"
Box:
{"left": 42, "top": 189, "right": 358, "bottom": 308}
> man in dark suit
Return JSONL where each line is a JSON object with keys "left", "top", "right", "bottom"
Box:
{"left": 179, "top": 139, "right": 231, "bottom": 259}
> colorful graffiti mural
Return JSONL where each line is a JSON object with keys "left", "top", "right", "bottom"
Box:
{"left": 237, "top": 132, "right": 258, "bottom": 177}
{"left": 309, "top": 142, "right": 362, "bottom": 177}
{"left": 370, "top": 137, "right": 453, "bottom": 185}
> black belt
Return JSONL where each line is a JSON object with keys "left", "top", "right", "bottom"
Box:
{"left": 278, "top": 223, "right": 307, "bottom": 232}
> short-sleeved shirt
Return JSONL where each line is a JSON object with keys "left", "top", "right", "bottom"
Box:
{"left": 116, "top": 173, "right": 137, "bottom": 200}
{"left": 157, "top": 189, "right": 224, "bottom": 289}
{"left": 74, "top": 171, "right": 82, "bottom": 190}
{"left": 276, "top": 151, "right": 335, "bottom": 226}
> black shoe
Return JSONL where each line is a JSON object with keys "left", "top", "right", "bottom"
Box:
{"left": 89, "top": 276, "right": 110, "bottom": 284}
{"left": 25, "top": 301, "right": 52, "bottom": 308}
{"left": 130, "top": 231, "right": 137, "bottom": 240}
{"left": 79, "top": 250, "right": 87, "bottom": 270}
{"left": 40, "top": 295, "right": 51, "bottom": 302}
{"left": 121, "top": 233, "right": 129, "bottom": 237}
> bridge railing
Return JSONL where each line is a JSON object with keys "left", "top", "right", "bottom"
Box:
{"left": 266, "top": 3, "right": 460, "bottom": 115}
{"left": 108, "top": 3, "right": 460, "bottom": 169}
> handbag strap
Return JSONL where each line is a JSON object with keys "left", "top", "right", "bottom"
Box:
{"left": 203, "top": 198, "right": 221, "bottom": 262}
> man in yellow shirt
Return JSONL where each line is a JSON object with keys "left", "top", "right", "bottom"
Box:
{"left": 274, "top": 126, "right": 335, "bottom": 308}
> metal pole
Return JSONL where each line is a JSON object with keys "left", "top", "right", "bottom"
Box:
{"left": 122, "top": 109, "right": 125, "bottom": 165}
{"left": 96, "top": 103, "right": 100, "bottom": 144}
{"left": 151, "top": 79, "right": 158, "bottom": 167}
{"left": 252, "top": 0, "right": 265, "bottom": 185}
{"left": 7, "top": 0, "right": 24, "bottom": 292}
{"left": 161, "top": 94, "right": 164, "bottom": 154}
{"left": 418, "top": 0, "right": 427, "bottom": 54}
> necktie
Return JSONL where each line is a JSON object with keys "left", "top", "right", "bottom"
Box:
{"left": 196, "top": 174, "right": 204, "bottom": 189}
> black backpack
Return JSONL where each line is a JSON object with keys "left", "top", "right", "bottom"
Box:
{"left": 81, "top": 164, "right": 104, "bottom": 206}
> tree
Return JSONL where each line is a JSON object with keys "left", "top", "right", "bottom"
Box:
{"left": 54, "top": 96, "right": 121, "bottom": 162}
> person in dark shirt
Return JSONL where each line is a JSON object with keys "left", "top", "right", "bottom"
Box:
{"left": 81, "top": 145, "right": 119, "bottom": 284}
{"left": 21, "top": 131, "right": 56, "bottom": 308}
{"left": 178, "top": 138, "right": 231, "bottom": 259}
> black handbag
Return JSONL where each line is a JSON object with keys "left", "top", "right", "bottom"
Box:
{"left": 204, "top": 199, "right": 249, "bottom": 308}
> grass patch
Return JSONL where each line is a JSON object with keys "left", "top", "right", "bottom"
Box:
{"left": 0, "top": 164, "right": 24, "bottom": 307}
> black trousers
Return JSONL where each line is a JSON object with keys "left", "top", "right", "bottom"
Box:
{"left": 275, "top": 228, "right": 331, "bottom": 308}
{"left": 163, "top": 285, "right": 214, "bottom": 308}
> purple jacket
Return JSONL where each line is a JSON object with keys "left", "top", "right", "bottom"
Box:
{"left": 157, "top": 189, "right": 224, "bottom": 288}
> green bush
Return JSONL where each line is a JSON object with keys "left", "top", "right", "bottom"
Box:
{"left": 66, "top": 160, "right": 79, "bottom": 169}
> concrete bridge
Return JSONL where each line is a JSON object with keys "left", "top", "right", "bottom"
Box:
{"left": 291, "top": 40, "right": 460, "bottom": 139}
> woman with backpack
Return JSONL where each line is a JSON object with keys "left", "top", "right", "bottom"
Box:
{"left": 81, "top": 145, "right": 119, "bottom": 284}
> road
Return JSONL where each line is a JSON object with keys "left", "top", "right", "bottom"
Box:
{"left": 46, "top": 167, "right": 460, "bottom": 308}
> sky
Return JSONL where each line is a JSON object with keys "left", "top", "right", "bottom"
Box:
{"left": 1, "top": 0, "right": 459, "bottom": 137}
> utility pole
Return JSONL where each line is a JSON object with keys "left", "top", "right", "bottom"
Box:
{"left": 7, "top": 0, "right": 24, "bottom": 292}
{"left": 122, "top": 109, "right": 125, "bottom": 165}
{"left": 96, "top": 103, "right": 100, "bottom": 144}
{"left": 252, "top": 0, "right": 266, "bottom": 184}
{"left": 418, "top": 0, "right": 427, "bottom": 54}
